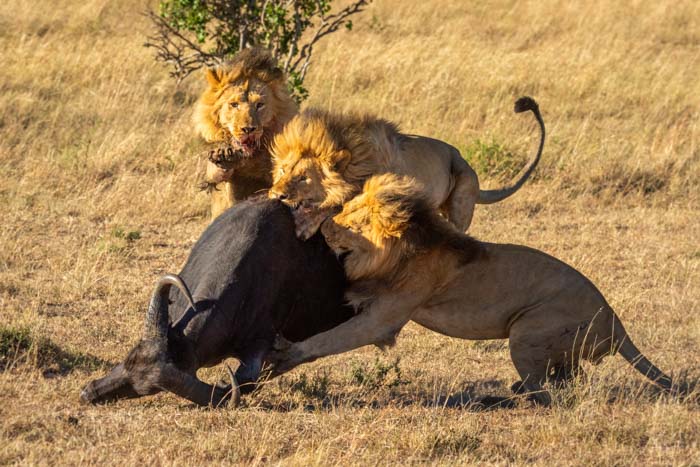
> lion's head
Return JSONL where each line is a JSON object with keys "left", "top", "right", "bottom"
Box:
{"left": 194, "top": 48, "right": 297, "bottom": 156}
{"left": 322, "top": 173, "right": 481, "bottom": 281}
{"left": 269, "top": 108, "right": 396, "bottom": 210}
{"left": 320, "top": 174, "right": 428, "bottom": 280}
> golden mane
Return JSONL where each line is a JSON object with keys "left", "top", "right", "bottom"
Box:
{"left": 344, "top": 174, "right": 483, "bottom": 281}
{"left": 271, "top": 108, "right": 402, "bottom": 206}
{"left": 194, "top": 47, "right": 297, "bottom": 143}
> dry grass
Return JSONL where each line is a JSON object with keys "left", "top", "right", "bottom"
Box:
{"left": 1, "top": 0, "right": 699, "bottom": 464}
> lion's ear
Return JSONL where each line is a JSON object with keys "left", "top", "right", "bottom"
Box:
{"left": 205, "top": 68, "right": 224, "bottom": 88}
{"left": 331, "top": 149, "right": 351, "bottom": 173}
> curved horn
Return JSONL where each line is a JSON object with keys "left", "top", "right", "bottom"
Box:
{"left": 160, "top": 364, "right": 240, "bottom": 408}
{"left": 144, "top": 274, "right": 197, "bottom": 343}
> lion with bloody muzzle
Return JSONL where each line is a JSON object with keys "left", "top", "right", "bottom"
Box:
{"left": 195, "top": 48, "right": 297, "bottom": 219}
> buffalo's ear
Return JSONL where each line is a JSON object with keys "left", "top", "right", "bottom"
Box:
{"left": 205, "top": 68, "right": 224, "bottom": 88}
{"left": 331, "top": 149, "right": 351, "bottom": 173}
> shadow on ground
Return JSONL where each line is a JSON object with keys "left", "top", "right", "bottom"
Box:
{"left": 0, "top": 326, "right": 108, "bottom": 377}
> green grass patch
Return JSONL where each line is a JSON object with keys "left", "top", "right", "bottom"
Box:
{"left": 461, "top": 139, "right": 524, "bottom": 180}
{"left": 349, "top": 357, "right": 405, "bottom": 389}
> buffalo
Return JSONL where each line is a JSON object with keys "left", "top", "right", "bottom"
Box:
{"left": 80, "top": 198, "right": 354, "bottom": 407}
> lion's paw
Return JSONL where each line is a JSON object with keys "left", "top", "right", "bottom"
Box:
{"left": 207, "top": 143, "right": 245, "bottom": 168}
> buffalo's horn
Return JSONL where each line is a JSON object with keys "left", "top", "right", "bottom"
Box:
{"left": 144, "top": 274, "right": 197, "bottom": 343}
{"left": 224, "top": 364, "right": 242, "bottom": 408}
{"left": 160, "top": 364, "right": 235, "bottom": 408}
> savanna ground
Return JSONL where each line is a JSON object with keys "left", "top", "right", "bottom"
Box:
{"left": 1, "top": 0, "right": 699, "bottom": 464}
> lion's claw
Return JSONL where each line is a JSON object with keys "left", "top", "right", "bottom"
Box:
{"left": 207, "top": 143, "right": 246, "bottom": 168}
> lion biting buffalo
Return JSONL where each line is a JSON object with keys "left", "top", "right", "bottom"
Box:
{"left": 195, "top": 48, "right": 297, "bottom": 220}
{"left": 83, "top": 44, "right": 686, "bottom": 409}
{"left": 267, "top": 174, "right": 684, "bottom": 406}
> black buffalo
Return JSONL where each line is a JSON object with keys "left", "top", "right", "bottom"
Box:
{"left": 80, "top": 199, "right": 353, "bottom": 407}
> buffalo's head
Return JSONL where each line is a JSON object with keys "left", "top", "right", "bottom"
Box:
{"left": 80, "top": 274, "right": 239, "bottom": 408}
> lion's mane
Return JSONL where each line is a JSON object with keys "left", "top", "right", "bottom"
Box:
{"left": 194, "top": 47, "right": 297, "bottom": 143}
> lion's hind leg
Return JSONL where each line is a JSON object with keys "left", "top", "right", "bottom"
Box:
{"left": 507, "top": 312, "right": 589, "bottom": 406}
{"left": 443, "top": 164, "right": 479, "bottom": 232}
{"left": 508, "top": 343, "right": 553, "bottom": 406}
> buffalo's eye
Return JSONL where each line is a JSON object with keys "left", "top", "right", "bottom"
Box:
{"left": 230, "top": 102, "right": 239, "bottom": 109}
{"left": 256, "top": 102, "right": 265, "bottom": 110}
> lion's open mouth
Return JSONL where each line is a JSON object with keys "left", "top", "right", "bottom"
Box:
{"left": 232, "top": 135, "right": 260, "bottom": 156}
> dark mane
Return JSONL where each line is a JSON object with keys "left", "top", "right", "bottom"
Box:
{"left": 226, "top": 47, "right": 284, "bottom": 84}
{"left": 402, "top": 196, "right": 483, "bottom": 264}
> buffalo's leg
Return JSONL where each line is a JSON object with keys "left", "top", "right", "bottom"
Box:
{"left": 160, "top": 364, "right": 238, "bottom": 408}
{"left": 235, "top": 343, "right": 268, "bottom": 394}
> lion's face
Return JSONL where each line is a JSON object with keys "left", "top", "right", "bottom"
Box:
{"left": 270, "top": 126, "right": 355, "bottom": 219}
{"left": 216, "top": 79, "right": 276, "bottom": 156}
{"left": 269, "top": 156, "right": 328, "bottom": 210}
{"left": 194, "top": 50, "right": 297, "bottom": 154}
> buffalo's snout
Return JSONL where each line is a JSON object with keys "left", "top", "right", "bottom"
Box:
{"left": 80, "top": 381, "right": 98, "bottom": 404}
{"left": 80, "top": 363, "right": 140, "bottom": 405}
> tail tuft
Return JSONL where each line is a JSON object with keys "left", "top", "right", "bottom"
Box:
{"left": 514, "top": 96, "right": 539, "bottom": 114}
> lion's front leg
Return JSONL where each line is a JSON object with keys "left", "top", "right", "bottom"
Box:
{"left": 266, "top": 299, "right": 413, "bottom": 376}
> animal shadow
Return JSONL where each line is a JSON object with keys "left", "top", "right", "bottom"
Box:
{"left": 250, "top": 378, "right": 518, "bottom": 413}
{"left": 0, "top": 326, "right": 108, "bottom": 377}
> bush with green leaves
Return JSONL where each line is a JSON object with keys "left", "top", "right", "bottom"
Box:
{"left": 146, "top": 0, "right": 370, "bottom": 101}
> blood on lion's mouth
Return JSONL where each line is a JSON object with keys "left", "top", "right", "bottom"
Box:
{"left": 232, "top": 135, "right": 259, "bottom": 156}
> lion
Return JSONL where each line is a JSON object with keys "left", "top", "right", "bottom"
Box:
{"left": 195, "top": 47, "right": 297, "bottom": 219}
{"left": 268, "top": 174, "right": 679, "bottom": 406}
{"left": 268, "top": 97, "right": 544, "bottom": 239}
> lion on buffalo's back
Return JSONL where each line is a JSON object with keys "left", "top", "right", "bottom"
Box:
{"left": 268, "top": 98, "right": 545, "bottom": 239}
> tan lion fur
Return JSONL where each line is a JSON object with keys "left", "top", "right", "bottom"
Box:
{"left": 194, "top": 48, "right": 298, "bottom": 219}
{"left": 269, "top": 174, "right": 678, "bottom": 406}
{"left": 269, "top": 99, "right": 544, "bottom": 238}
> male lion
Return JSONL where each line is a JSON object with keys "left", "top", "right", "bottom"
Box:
{"left": 195, "top": 47, "right": 297, "bottom": 219}
{"left": 269, "top": 174, "right": 679, "bottom": 406}
{"left": 268, "top": 97, "right": 544, "bottom": 239}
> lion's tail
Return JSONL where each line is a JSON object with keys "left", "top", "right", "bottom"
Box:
{"left": 477, "top": 96, "right": 545, "bottom": 204}
{"left": 615, "top": 327, "right": 675, "bottom": 393}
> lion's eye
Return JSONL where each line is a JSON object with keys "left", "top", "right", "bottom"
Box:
{"left": 230, "top": 102, "right": 239, "bottom": 109}
{"left": 256, "top": 102, "right": 265, "bottom": 110}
